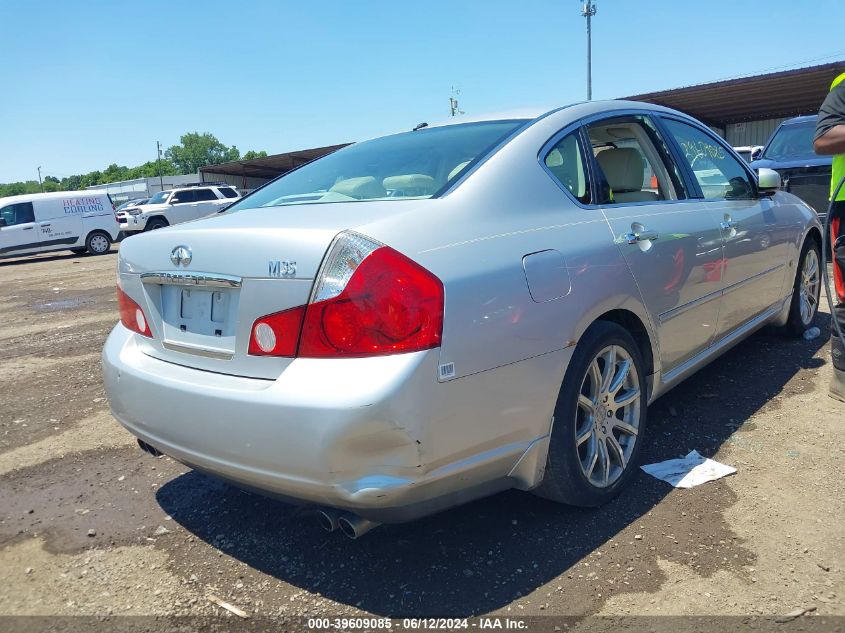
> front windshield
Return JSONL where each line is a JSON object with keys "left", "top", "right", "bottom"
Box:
{"left": 147, "top": 191, "right": 170, "bottom": 204}
{"left": 226, "top": 120, "right": 526, "bottom": 211}
{"left": 762, "top": 120, "right": 817, "bottom": 161}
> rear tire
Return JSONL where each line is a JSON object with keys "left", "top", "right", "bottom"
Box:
{"left": 85, "top": 231, "right": 111, "bottom": 256}
{"left": 535, "top": 321, "right": 648, "bottom": 507}
{"left": 145, "top": 217, "right": 169, "bottom": 231}
{"left": 784, "top": 237, "right": 821, "bottom": 338}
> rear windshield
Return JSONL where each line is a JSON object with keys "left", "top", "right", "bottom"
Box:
{"left": 226, "top": 120, "right": 526, "bottom": 210}
{"left": 761, "top": 120, "right": 817, "bottom": 161}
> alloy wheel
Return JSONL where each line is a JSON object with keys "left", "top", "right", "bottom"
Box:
{"left": 799, "top": 248, "right": 820, "bottom": 326}
{"left": 575, "top": 344, "right": 641, "bottom": 488}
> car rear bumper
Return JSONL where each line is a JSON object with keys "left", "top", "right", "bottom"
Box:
{"left": 102, "top": 324, "right": 570, "bottom": 522}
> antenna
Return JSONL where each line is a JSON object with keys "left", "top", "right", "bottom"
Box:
{"left": 449, "top": 86, "right": 465, "bottom": 117}
{"left": 580, "top": 1, "right": 597, "bottom": 100}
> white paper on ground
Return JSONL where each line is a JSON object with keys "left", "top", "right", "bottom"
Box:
{"left": 640, "top": 450, "right": 736, "bottom": 488}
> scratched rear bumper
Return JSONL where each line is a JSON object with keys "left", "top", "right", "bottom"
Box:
{"left": 103, "top": 324, "right": 570, "bottom": 522}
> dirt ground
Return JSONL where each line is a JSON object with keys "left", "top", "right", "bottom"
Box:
{"left": 0, "top": 246, "right": 843, "bottom": 628}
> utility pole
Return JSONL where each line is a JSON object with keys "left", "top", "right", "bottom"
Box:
{"left": 581, "top": 0, "right": 597, "bottom": 100}
{"left": 156, "top": 141, "right": 164, "bottom": 192}
{"left": 37, "top": 166, "right": 43, "bottom": 192}
{"left": 449, "top": 86, "right": 464, "bottom": 117}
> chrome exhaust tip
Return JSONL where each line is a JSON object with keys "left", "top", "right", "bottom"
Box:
{"left": 337, "top": 513, "right": 380, "bottom": 539}
{"left": 316, "top": 508, "right": 342, "bottom": 533}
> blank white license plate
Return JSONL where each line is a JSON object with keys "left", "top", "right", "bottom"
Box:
{"left": 160, "top": 285, "right": 236, "bottom": 338}
{"left": 179, "top": 288, "right": 229, "bottom": 323}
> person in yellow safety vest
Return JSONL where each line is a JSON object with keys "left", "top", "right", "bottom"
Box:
{"left": 814, "top": 71, "right": 845, "bottom": 207}
{"left": 816, "top": 71, "right": 845, "bottom": 405}
{"left": 815, "top": 71, "right": 845, "bottom": 305}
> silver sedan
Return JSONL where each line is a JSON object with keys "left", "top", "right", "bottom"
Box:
{"left": 102, "top": 100, "right": 822, "bottom": 538}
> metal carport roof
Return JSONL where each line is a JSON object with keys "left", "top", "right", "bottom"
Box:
{"left": 624, "top": 61, "right": 845, "bottom": 127}
{"left": 200, "top": 143, "right": 351, "bottom": 180}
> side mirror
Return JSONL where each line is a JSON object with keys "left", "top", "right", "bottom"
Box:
{"left": 757, "top": 168, "right": 781, "bottom": 195}
{"left": 751, "top": 148, "right": 763, "bottom": 161}
{"left": 0, "top": 218, "right": 7, "bottom": 228}
{"left": 169, "top": 198, "right": 179, "bottom": 205}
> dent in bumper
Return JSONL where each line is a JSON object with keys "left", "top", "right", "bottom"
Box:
{"left": 102, "top": 325, "right": 571, "bottom": 521}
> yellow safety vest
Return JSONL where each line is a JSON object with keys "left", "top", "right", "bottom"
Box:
{"left": 831, "top": 72, "right": 845, "bottom": 201}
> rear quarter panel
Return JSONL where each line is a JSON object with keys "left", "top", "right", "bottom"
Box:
{"left": 357, "top": 109, "right": 658, "bottom": 469}
{"left": 360, "top": 107, "right": 658, "bottom": 385}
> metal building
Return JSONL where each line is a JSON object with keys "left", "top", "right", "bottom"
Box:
{"left": 85, "top": 175, "right": 202, "bottom": 204}
{"left": 626, "top": 61, "right": 844, "bottom": 147}
{"left": 199, "top": 144, "right": 349, "bottom": 193}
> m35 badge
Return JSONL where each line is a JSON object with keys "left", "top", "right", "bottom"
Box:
{"left": 268, "top": 260, "right": 296, "bottom": 278}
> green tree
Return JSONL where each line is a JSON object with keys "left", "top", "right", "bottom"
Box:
{"left": 127, "top": 159, "right": 180, "bottom": 180}
{"left": 60, "top": 175, "right": 82, "bottom": 191}
{"left": 165, "top": 132, "right": 240, "bottom": 173}
{"left": 78, "top": 170, "right": 103, "bottom": 189}
{"left": 242, "top": 150, "right": 268, "bottom": 161}
{"left": 1, "top": 131, "right": 253, "bottom": 195}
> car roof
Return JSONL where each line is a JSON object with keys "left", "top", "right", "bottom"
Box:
{"left": 780, "top": 114, "right": 817, "bottom": 125}
{"left": 423, "top": 100, "right": 697, "bottom": 130}
{"left": 0, "top": 190, "right": 110, "bottom": 206}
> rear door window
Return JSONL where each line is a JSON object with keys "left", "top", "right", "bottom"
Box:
{"left": 586, "top": 115, "right": 686, "bottom": 204}
{"left": 194, "top": 189, "right": 218, "bottom": 202}
{"left": 171, "top": 190, "right": 197, "bottom": 204}
{"left": 218, "top": 187, "right": 239, "bottom": 199}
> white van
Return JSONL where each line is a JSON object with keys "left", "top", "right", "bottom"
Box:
{"left": 0, "top": 191, "right": 120, "bottom": 258}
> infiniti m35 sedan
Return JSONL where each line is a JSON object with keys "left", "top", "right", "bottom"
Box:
{"left": 103, "top": 101, "right": 821, "bottom": 538}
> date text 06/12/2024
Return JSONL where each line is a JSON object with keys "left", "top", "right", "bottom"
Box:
{"left": 306, "top": 618, "right": 528, "bottom": 630}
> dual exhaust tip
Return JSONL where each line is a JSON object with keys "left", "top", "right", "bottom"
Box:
{"left": 317, "top": 508, "right": 380, "bottom": 539}
{"left": 137, "top": 438, "right": 163, "bottom": 457}
{"left": 135, "top": 440, "right": 378, "bottom": 539}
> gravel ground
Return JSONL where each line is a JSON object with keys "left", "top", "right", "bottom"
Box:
{"left": 0, "top": 247, "right": 843, "bottom": 628}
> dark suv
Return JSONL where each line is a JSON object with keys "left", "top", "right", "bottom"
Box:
{"left": 751, "top": 115, "right": 832, "bottom": 220}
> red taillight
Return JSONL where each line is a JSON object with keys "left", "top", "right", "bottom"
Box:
{"left": 834, "top": 217, "right": 844, "bottom": 302}
{"left": 248, "top": 306, "right": 305, "bottom": 356}
{"left": 247, "top": 237, "right": 444, "bottom": 358}
{"left": 117, "top": 286, "right": 152, "bottom": 337}
{"left": 298, "top": 246, "right": 443, "bottom": 357}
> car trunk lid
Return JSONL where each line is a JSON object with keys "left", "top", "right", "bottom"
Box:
{"left": 117, "top": 203, "right": 405, "bottom": 379}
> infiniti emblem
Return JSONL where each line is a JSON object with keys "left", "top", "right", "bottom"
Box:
{"left": 170, "top": 245, "right": 192, "bottom": 267}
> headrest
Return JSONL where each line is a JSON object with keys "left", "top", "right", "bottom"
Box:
{"left": 448, "top": 161, "right": 471, "bottom": 181}
{"left": 329, "top": 176, "right": 385, "bottom": 200}
{"left": 596, "top": 148, "right": 645, "bottom": 192}
{"left": 382, "top": 174, "right": 437, "bottom": 195}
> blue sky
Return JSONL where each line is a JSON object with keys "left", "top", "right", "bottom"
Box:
{"left": 1, "top": 0, "right": 843, "bottom": 183}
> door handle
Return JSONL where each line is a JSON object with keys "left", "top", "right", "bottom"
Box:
{"left": 624, "top": 229, "right": 659, "bottom": 244}
{"left": 22, "top": 226, "right": 34, "bottom": 230}
{"left": 40, "top": 223, "right": 51, "bottom": 227}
